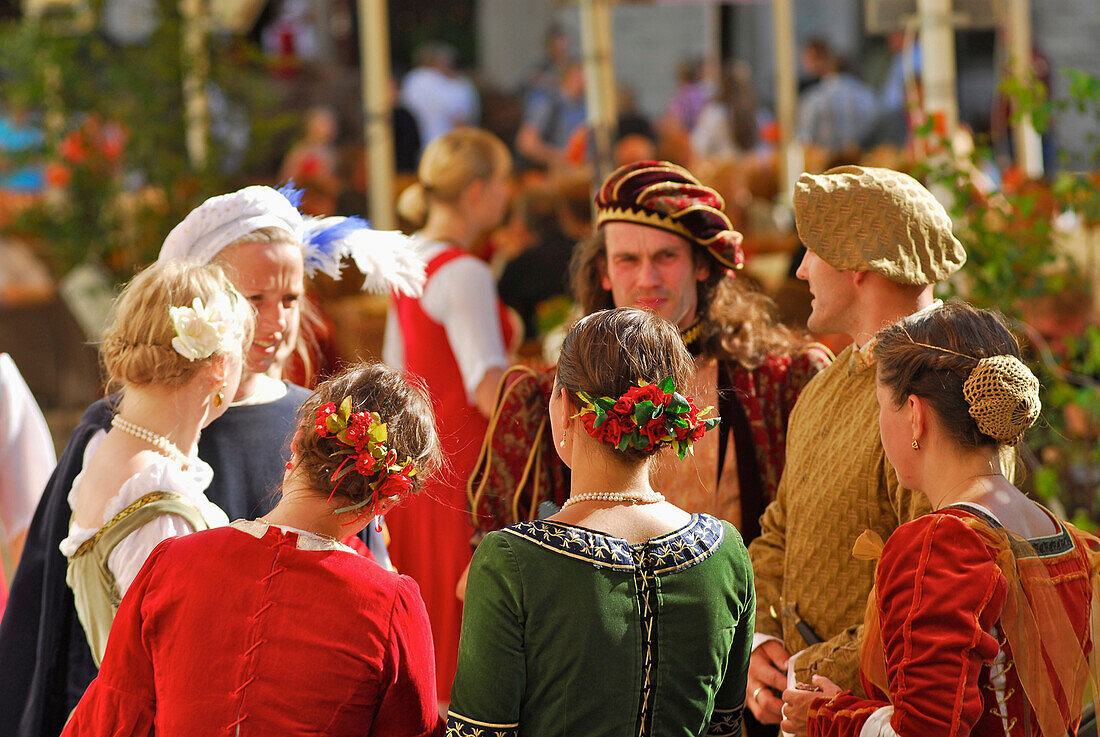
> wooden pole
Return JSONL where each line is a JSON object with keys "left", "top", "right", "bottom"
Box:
{"left": 1006, "top": 0, "right": 1043, "bottom": 177}
{"left": 579, "top": 0, "right": 617, "bottom": 185}
{"left": 179, "top": 0, "right": 210, "bottom": 170}
{"left": 357, "top": 0, "right": 396, "bottom": 230}
{"left": 772, "top": 0, "right": 801, "bottom": 201}
{"left": 917, "top": 0, "right": 958, "bottom": 141}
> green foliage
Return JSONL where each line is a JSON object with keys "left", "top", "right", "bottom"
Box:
{"left": 913, "top": 68, "right": 1100, "bottom": 527}
{"left": 0, "top": 3, "right": 298, "bottom": 282}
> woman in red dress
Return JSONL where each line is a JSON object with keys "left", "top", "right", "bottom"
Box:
{"left": 782, "top": 301, "right": 1099, "bottom": 737}
{"left": 384, "top": 127, "right": 516, "bottom": 700}
{"left": 62, "top": 363, "right": 444, "bottom": 737}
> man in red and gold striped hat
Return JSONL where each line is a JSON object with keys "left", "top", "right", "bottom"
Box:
{"left": 569, "top": 160, "right": 830, "bottom": 545}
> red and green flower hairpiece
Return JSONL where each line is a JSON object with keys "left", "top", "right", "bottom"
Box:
{"left": 314, "top": 396, "right": 417, "bottom": 524}
{"left": 573, "top": 377, "right": 720, "bottom": 460}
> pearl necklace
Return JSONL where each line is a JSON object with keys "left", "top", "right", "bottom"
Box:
{"left": 110, "top": 416, "right": 191, "bottom": 467}
{"left": 561, "top": 491, "right": 666, "bottom": 509}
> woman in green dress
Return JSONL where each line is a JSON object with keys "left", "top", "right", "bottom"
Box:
{"left": 449, "top": 307, "right": 755, "bottom": 737}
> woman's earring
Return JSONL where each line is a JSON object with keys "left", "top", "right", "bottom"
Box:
{"left": 214, "top": 384, "right": 226, "bottom": 408}
{"left": 911, "top": 438, "right": 920, "bottom": 450}
{"left": 559, "top": 428, "right": 567, "bottom": 448}
{"left": 374, "top": 516, "right": 384, "bottom": 533}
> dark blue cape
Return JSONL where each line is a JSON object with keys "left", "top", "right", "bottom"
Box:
{"left": 0, "top": 384, "right": 310, "bottom": 737}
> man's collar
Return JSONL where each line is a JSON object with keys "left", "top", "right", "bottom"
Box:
{"left": 680, "top": 317, "right": 704, "bottom": 351}
{"left": 852, "top": 299, "right": 944, "bottom": 372}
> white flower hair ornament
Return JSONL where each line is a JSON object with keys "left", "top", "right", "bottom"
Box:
{"left": 169, "top": 294, "right": 243, "bottom": 361}
{"left": 278, "top": 184, "right": 425, "bottom": 297}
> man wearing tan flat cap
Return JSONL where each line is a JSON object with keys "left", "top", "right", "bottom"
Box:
{"left": 744, "top": 165, "right": 967, "bottom": 729}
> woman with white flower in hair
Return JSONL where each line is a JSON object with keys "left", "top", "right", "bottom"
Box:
{"left": 0, "top": 184, "right": 422, "bottom": 737}
{"left": 59, "top": 259, "right": 253, "bottom": 665}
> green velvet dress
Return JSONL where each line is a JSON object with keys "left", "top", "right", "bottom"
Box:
{"left": 448, "top": 513, "right": 754, "bottom": 737}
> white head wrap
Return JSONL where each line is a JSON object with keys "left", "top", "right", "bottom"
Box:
{"left": 158, "top": 184, "right": 424, "bottom": 296}
{"left": 159, "top": 186, "right": 303, "bottom": 265}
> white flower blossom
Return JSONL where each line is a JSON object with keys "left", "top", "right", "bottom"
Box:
{"left": 169, "top": 295, "right": 240, "bottom": 361}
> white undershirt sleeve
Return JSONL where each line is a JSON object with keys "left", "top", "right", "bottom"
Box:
{"left": 382, "top": 306, "right": 405, "bottom": 371}
{"left": 107, "top": 514, "right": 199, "bottom": 598}
{"left": 859, "top": 706, "right": 897, "bottom": 737}
{"left": 421, "top": 257, "right": 508, "bottom": 404}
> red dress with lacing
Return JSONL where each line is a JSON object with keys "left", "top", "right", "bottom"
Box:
{"left": 62, "top": 523, "right": 442, "bottom": 737}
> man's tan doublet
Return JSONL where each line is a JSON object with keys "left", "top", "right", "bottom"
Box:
{"left": 748, "top": 344, "right": 930, "bottom": 691}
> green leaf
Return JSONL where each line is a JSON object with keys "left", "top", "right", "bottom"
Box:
{"left": 339, "top": 396, "right": 352, "bottom": 421}
{"left": 658, "top": 377, "right": 675, "bottom": 393}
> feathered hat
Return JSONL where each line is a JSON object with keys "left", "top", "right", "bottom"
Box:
{"left": 159, "top": 184, "right": 424, "bottom": 296}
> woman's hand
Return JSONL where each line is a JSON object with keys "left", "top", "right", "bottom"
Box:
{"left": 781, "top": 675, "right": 842, "bottom": 736}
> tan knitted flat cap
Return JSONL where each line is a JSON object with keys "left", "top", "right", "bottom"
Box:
{"left": 794, "top": 165, "right": 966, "bottom": 285}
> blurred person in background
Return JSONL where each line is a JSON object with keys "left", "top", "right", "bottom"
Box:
{"left": 279, "top": 106, "right": 341, "bottom": 216}
{"left": 497, "top": 186, "right": 576, "bottom": 340}
{"left": 0, "top": 353, "right": 55, "bottom": 615}
{"left": 401, "top": 42, "right": 480, "bottom": 151}
{"left": 386, "top": 127, "right": 517, "bottom": 702}
{"left": 692, "top": 61, "right": 763, "bottom": 160}
{"left": 797, "top": 38, "right": 877, "bottom": 157}
{"left": 516, "top": 61, "right": 588, "bottom": 169}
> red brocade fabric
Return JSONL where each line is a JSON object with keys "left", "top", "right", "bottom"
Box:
{"left": 62, "top": 525, "right": 443, "bottom": 737}
{"left": 808, "top": 507, "right": 1095, "bottom": 737}
{"left": 388, "top": 247, "right": 515, "bottom": 700}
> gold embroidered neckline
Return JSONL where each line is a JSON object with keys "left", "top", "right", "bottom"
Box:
{"left": 680, "top": 319, "right": 704, "bottom": 349}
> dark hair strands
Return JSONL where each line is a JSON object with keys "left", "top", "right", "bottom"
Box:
{"left": 291, "top": 362, "right": 442, "bottom": 508}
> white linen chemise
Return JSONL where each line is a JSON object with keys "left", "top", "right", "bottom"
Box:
{"left": 59, "top": 430, "right": 229, "bottom": 598}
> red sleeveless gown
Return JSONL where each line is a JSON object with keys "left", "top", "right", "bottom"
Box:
{"left": 387, "top": 246, "right": 513, "bottom": 701}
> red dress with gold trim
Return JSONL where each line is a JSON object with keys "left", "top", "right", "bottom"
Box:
{"left": 809, "top": 506, "right": 1097, "bottom": 737}
{"left": 61, "top": 522, "right": 442, "bottom": 737}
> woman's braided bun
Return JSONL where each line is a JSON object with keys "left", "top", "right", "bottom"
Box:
{"left": 873, "top": 301, "right": 1040, "bottom": 447}
{"left": 101, "top": 260, "right": 253, "bottom": 390}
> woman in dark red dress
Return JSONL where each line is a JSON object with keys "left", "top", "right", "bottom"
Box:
{"left": 62, "top": 363, "right": 444, "bottom": 737}
{"left": 782, "top": 301, "right": 1099, "bottom": 737}
{"left": 384, "top": 127, "right": 516, "bottom": 701}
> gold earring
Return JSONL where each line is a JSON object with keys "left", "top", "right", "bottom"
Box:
{"left": 559, "top": 428, "right": 567, "bottom": 447}
{"left": 214, "top": 384, "right": 225, "bottom": 408}
{"left": 911, "top": 439, "right": 920, "bottom": 450}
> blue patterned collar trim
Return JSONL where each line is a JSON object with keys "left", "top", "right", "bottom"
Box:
{"left": 502, "top": 514, "right": 725, "bottom": 574}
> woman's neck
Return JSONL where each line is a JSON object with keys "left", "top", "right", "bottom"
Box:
{"left": 235, "top": 370, "right": 260, "bottom": 402}
{"left": 566, "top": 441, "right": 654, "bottom": 500}
{"left": 263, "top": 479, "right": 367, "bottom": 541}
{"left": 117, "top": 385, "right": 207, "bottom": 458}
{"left": 420, "top": 206, "right": 477, "bottom": 250}
{"left": 921, "top": 445, "right": 1007, "bottom": 510}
